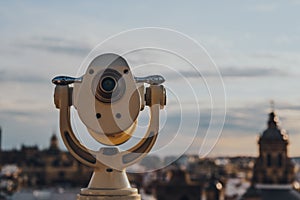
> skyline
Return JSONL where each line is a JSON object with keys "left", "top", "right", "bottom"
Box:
{"left": 0, "top": 1, "right": 300, "bottom": 157}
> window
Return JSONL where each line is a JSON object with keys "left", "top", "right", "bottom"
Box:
{"left": 278, "top": 153, "right": 282, "bottom": 167}
{"left": 179, "top": 195, "right": 189, "bottom": 200}
{"left": 267, "top": 154, "right": 272, "bottom": 167}
{"left": 59, "top": 171, "right": 65, "bottom": 179}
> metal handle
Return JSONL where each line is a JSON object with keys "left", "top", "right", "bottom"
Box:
{"left": 134, "top": 75, "right": 165, "bottom": 85}
{"left": 52, "top": 76, "right": 82, "bottom": 85}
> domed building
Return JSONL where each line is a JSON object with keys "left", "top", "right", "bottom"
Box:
{"left": 241, "top": 109, "right": 300, "bottom": 200}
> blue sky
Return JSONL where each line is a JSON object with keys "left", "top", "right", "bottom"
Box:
{"left": 0, "top": 1, "right": 300, "bottom": 157}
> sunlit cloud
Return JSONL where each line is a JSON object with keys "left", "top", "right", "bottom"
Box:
{"left": 250, "top": 3, "right": 279, "bottom": 12}
{"left": 16, "top": 36, "right": 91, "bottom": 56}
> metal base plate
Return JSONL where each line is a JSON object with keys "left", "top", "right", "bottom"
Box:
{"left": 77, "top": 188, "right": 141, "bottom": 200}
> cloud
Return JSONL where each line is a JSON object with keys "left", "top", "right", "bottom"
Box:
{"left": 223, "top": 107, "right": 266, "bottom": 134}
{"left": 276, "top": 104, "right": 300, "bottom": 111}
{"left": 1, "top": 110, "right": 36, "bottom": 117}
{"left": 163, "top": 66, "right": 288, "bottom": 81}
{"left": 220, "top": 66, "right": 287, "bottom": 77}
{"left": 16, "top": 36, "right": 91, "bottom": 56}
{"left": 289, "top": 0, "right": 300, "bottom": 5}
{"left": 0, "top": 69, "right": 48, "bottom": 84}
{"left": 250, "top": 3, "right": 279, "bottom": 12}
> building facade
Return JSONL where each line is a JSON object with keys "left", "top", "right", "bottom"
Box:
{"left": 242, "top": 110, "right": 300, "bottom": 200}
{"left": 0, "top": 134, "right": 93, "bottom": 187}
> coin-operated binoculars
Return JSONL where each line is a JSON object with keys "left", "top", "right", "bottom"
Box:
{"left": 52, "top": 53, "right": 166, "bottom": 200}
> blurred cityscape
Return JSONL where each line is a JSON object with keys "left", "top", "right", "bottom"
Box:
{"left": 0, "top": 109, "right": 300, "bottom": 200}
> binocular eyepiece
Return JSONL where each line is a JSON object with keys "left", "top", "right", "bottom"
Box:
{"left": 93, "top": 68, "right": 126, "bottom": 103}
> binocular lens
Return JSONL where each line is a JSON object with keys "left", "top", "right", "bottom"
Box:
{"left": 93, "top": 69, "right": 126, "bottom": 103}
{"left": 101, "top": 77, "right": 116, "bottom": 92}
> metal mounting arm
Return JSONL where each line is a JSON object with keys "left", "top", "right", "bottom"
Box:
{"left": 54, "top": 84, "right": 164, "bottom": 169}
{"left": 54, "top": 85, "right": 98, "bottom": 168}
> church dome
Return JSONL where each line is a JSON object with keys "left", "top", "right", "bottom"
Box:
{"left": 260, "top": 112, "right": 288, "bottom": 142}
{"left": 51, "top": 133, "right": 58, "bottom": 141}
